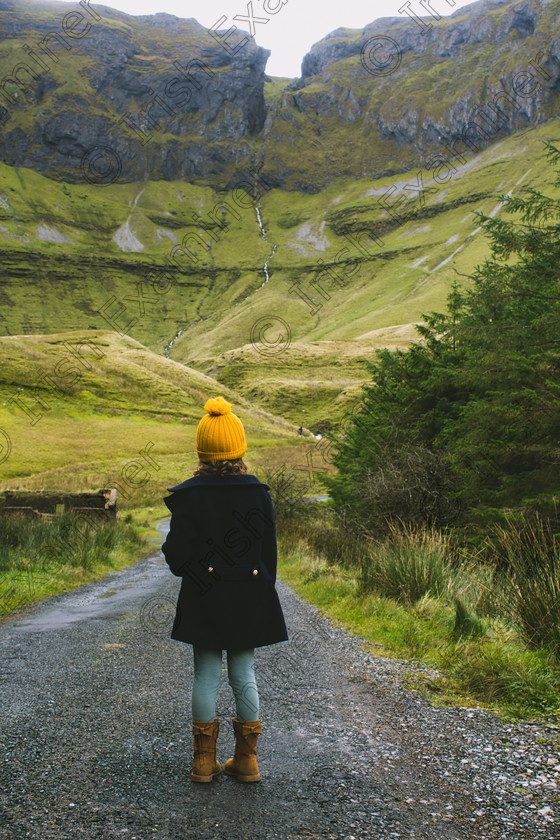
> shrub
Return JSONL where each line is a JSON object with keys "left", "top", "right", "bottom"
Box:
{"left": 492, "top": 515, "right": 560, "bottom": 657}
{"left": 361, "top": 444, "right": 457, "bottom": 533}
{"left": 296, "top": 520, "right": 367, "bottom": 568}
{"left": 358, "top": 523, "right": 459, "bottom": 605}
{"left": 256, "top": 463, "right": 310, "bottom": 522}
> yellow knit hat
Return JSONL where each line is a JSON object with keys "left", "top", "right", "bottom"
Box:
{"left": 196, "top": 396, "right": 247, "bottom": 461}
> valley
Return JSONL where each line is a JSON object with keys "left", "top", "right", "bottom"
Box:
{"left": 1, "top": 0, "right": 559, "bottom": 488}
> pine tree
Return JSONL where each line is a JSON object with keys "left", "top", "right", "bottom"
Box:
{"left": 322, "top": 141, "right": 560, "bottom": 539}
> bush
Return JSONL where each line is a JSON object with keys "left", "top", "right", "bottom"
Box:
{"left": 0, "top": 512, "right": 143, "bottom": 573}
{"left": 358, "top": 523, "right": 459, "bottom": 605}
{"left": 256, "top": 463, "right": 311, "bottom": 522}
{"left": 296, "top": 520, "right": 367, "bottom": 568}
{"left": 361, "top": 444, "right": 457, "bottom": 533}
{"left": 492, "top": 515, "right": 560, "bottom": 657}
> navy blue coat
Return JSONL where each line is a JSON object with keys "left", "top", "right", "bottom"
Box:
{"left": 161, "top": 474, "right": 289, "bottom": 650}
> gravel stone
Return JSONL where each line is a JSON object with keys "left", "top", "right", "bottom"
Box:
{"left": 1, "top": 523, "right": 559, "bottom": 839}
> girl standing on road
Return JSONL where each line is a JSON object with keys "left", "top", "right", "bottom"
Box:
{"left": 161, "top": 396, "right": 288, "bottom": 783}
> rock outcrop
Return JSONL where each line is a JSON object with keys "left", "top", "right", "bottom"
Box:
{"left": 0, "top": 0, "right": 559, "bottom": 189}
{"left": 263, "top": 0, "right": 560, "bottom": 189}
{"left": 300, "top": 0, "right": 543, "bottom": 78}
{"left": 0, "top": 1, "right": 269, "bottom": 186}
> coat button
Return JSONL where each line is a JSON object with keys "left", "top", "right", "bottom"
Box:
{"left": 253, "top": 569, "right": 258, "bottom": 576}
{"left": 208, "top": 566, "right": 213, "bottom": 573}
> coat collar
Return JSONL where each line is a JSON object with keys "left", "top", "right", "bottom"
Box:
{"left": 167, "top": 474, "right": 270, "bottom": 492}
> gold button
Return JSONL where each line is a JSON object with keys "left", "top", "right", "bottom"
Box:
{"left": 208, "top": 566, "right": 213, "bottom": 573}
{"left": 253, "top": 569, "right": 258, "bottom": 576}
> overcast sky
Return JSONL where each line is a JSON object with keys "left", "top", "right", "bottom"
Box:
{"left": 59, "top": 0, "right": 478, "bottom": 76}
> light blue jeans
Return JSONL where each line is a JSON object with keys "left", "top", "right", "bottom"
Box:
{"left": 192, "top": 646, "right": 259, "bottom": 722}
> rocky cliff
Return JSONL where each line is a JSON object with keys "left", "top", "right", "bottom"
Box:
{"left": 263, "top": 0, "right": 560, "bottom": 189}
{"left": 0, "top": 0, "right": 269, "bottom": 187}
{"left": 0, "top": 0, "right": 559, "bottom": 189}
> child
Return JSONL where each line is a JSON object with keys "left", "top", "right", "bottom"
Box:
{"left": 161, "top": 396, "right": 288, "bottom": 783}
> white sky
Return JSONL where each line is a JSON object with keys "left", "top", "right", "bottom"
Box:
{"left": 56, "top": 0, "right": 478, "bottom": 76}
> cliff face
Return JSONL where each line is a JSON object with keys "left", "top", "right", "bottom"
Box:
{"left": 262, "top": 0, "right": 560, "bottom": 190}
{"left": 0, "top": 0, "right": 559, "bottom": 189}
{"left": 300, "top": 0, "right": 541, "bottom": 78}
{"left": 0, "top": 1, "right": 269, "bottom": 186}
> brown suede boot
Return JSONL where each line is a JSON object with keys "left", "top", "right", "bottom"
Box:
{"left": 223, "top": 718, "right": 262, "bottom": 782}
{"left": 190, "top": 719, "right": 221, "bottom": 783}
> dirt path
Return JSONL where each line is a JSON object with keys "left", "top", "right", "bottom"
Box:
{"left": 1, "top": 522, "right": 559, "bottom": 840}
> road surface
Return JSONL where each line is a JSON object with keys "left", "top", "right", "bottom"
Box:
{"left": 1, "top": 522, "right": 559, "bottom": 839}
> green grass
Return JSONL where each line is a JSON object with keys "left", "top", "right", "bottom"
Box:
{"left": 357, "top": 524, "right": 461, "bottom": 605}
{"left": 0, "top": 502, "right": 172, "bottom": 619}
{"left": 0, "top": 328, "right": 309, "bottom": 618}
{"left": 264, "top": 76, "right": 292, "bottom": 103}
{"left": 0, "top": 511, "right": 152, "bottom": 618}
{"left": 276, "top": 519, "right": 560, "bottom": 720}
{"left": 2, "top": 121, "right": 560, "bottom": 429}
{"left": 0, "top": 329, "right": 307, "bottom": 505}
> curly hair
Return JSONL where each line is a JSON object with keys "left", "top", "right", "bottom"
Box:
{"left": 194, "top": 458, "right": 248, "bottom": 477}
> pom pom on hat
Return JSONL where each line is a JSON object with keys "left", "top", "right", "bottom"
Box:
{"left": 204, "top": 397, "right": 232, "bottom": 416}
{"left": 196, "top": 396, "right": 247, "bottom": 461}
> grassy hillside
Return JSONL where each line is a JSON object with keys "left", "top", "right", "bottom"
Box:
{"left": 178, "top": 120, "right": 560, "bottom": 355}
{"left": 188, "top": 329, "right": 421, "bottom": 432}
{"left": 1, "top": 120, "right": 559, "bottom": 429}
{"left": 143, "top": 120, "right": 560, "bottom": 428}
{"left": 0, "top": 330, "right": 307, "bottom": 504}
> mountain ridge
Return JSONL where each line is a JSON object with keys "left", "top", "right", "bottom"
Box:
{"left": 1, "top": 0, "right": 560, "bottom": 434}
{"left": 1, "top": 0, "right": 559, "bottom": 189}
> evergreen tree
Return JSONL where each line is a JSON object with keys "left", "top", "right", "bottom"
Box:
{"left": 322, "top": 141, "right": 560, "bottom": 539}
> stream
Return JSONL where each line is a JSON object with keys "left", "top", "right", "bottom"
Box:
{"left": 163, "top": 327, "right": 184, "bottom": 359}
{"left": 255, "top": 204, "right": 277, "bottom": 289}
{"left": 162, "top": 203, "right": 276, "bottom": 355}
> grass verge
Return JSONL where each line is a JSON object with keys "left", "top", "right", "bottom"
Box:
{"left": 276, "top": 523, "right": 560, "bottom": 721}
{"left": 0, "top": 507, "right": 167, "bottom": 620}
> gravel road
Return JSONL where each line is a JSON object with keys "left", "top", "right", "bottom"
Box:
{"left": 1, "top": 521, "right": 559, "bottom": 840}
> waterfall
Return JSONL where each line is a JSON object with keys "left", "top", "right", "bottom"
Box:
{"left": 163, "top": 327, "right": 184, "bottom": 359}
{"left": 256, "top": 205, "right": 266, "bottom": 239}
{"left": 261, "top": 244, "right": 277, "bottom": 288}
{"left": 255, "top": 205, "right": 276, "bottom": 288}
